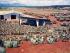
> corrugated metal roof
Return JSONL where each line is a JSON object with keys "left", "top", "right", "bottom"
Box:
{"left": 0, "top": 10, "right": 14, "bottom": 15}
{"left": 0, "top": 10, "right": 47, "bottom": 19}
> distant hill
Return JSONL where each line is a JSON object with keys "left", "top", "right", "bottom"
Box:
{"left": 0, "top": 3, "right": 25, "bottom": 7}
{"left": 0, "top": 3, "right": 70, "bottom": 8}
{"left": 25, "top": 5, "right": 70, "bottom": 8}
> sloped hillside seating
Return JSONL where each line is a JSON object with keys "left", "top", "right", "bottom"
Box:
{"left": 0, "top": 20, "right": 70, "bottom": 45}
{"left": 0, "top": 20, "right": 20, "bottom": 35}
{"left": 0, "top": 20, "right": 49, "bottom": 35}
{"left": 0, "top": 20, "right": 6, "bottom": 35}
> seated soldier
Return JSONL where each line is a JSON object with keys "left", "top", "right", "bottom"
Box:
{"left": 0, "top": 39, "right": 4, "bottom": 47}
{"left": 0, "top": 39, "right": 6, "bottom": 53}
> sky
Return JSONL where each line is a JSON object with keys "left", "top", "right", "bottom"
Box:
{"left": 0, "top": 0, "right": 70, "bottom": 6}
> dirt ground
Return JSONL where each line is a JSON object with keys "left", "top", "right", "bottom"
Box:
{"left": 6, "top": 41, "right": 70, "bottom": 53}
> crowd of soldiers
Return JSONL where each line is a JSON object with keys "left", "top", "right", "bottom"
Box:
{"left": 0, "top": 26, "right": 70, "bottom": 46}
{"left": 0, "top": 26, "right": 70, "bottom": 53}
{"left": 0, "top": 20, "right": 70, "bottom": 53}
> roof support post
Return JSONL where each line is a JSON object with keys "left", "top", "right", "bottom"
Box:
{"left": 43, "top": 21, "right": 46, "bottom": 26}
{"left": 36, "top": 20, "right": 39, "bottom": 27}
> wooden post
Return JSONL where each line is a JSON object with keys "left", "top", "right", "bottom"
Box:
{"left": 19, "top": 14, "right": 20, "bottom": 35}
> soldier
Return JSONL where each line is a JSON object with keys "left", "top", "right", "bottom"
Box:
{"left": 47, "top": 36, "right": 55, "bottom": 44}
{"left": 0, "top": 39, "right": 6, "bottom": 53}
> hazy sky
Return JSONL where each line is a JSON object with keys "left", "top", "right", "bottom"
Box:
{"left": 0, "top": 0, "right": 70, "bottom": 6}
